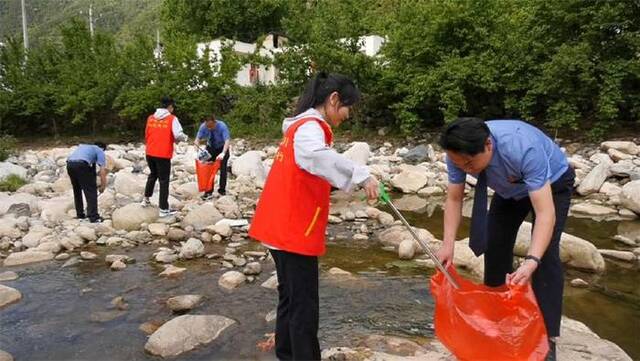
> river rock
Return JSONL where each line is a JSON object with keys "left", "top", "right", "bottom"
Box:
{"left": 343, "top": 142, "right": 371, "bottom": 165}
{"left": 0, "top": 193, "right": 39, "bottom": 216}
{"left": 110, "top": 260, "right": 126, "bottom": 271}
{"left": 360, "top": 334, "right": 425, "bottom": 357}
{"left": 557, "top": 317, "right": 632, "bottom": 361}
{"left": 571, "top": 203, "right": 618, "bottom": 219}
{"left": 231, "top": 151, "right": 266, "bottom": 183}
{"left": 378, "top": 225, "right": 435, "bottom": 251}
{"left": 80, "top": 251, "right": 98, "bottom": 260}
{"left": 218, "top": 271, "right": 246, "bottom": 290}
{"left": 378, "top": 212, "right": 395, "bottom": 226}
{"left": 401, "top": 144, "right": 435, "bottom": 163}
{"left": 182, "top": 204, "right": 223, "bottom": 231}
{"left": 620, "top": 180, "right": 640, "bottom": 214}
{"left": 394, "top": 195, "right": 427, "bottom": 212}
{"left": 214, "top": 196, "right": 241, "bottom": 218}
{"left": 243, "top": 262, "right": 262, "bottom": 275}
{"left": 0, "top": 284, "right": 21, "bottom": 309}
{"left": 0, "top": 271, "right": 18, "bottom": 281}
{"left": 175, "top": 182, "right": 200, "bottom": 200}
{"left": 159, "top": 265, "right": 186, "bottom": 277}
{"left": 0, "top": 217, "right": 22, "bottom": 239}
{"left": 3, "top": 250, "right": 54, "bottom": 266}
{"left": 453, "top": 239, "right": 485, "bottom": 277}
{"left": 570, "top": 278, "right": 589, "bottom": 288}
{"left": 40, "top": 196, "right": 74, "bottom": 222}
{"left": 608, "top": 148, "right": 633, "bottom": 162}
{"left": 0, "top": 349, "right": 13, "bottom": 361}
{"left": 391, "top": 169, "right": 429, "bottom": 193}
{"left": 617, "top": 221, "right": 640, "bottom": 242}
{"left": 601, "top": 141, "right": 639, "bottom": 155}
{"left": 75, "top": 226, "right": 97, "bottom": 242}
{"left": 577, "top": 158, "right": 612, "bottom": 196}
{"left": 148, "top": 223, "right": 169, "bottom": 237}
{"left": 179, "top": 238, "right": 204, "bottom": 259}
{"left": 112, "top": 203, "right": 159, "bottom": 231}
{"left": 515, "top": 222, "right": 605, "bottom": 272}
{"left": 113, "top": 171, "right": 145, "bottom": 197}
{"left": 22, "top": 226, "right": 53, "bottom": 248}
{"left": 598, "top": 249, "right": 637, "bottom": 262}
{"left": 261, "top": 274, "right": 278, "bottom": 290}
{"left": 398, "top": 239, "right": 416, "bottom": 260}
{"left": 144, "top": 315, "right": 236, "bottom": 357}
{"left": 167, "top": 228, "right": 188, "bottom": 242}
{"left": 0, "top": 162, "right": 27, "bottom": 181}
{"left": 17, "top": 181, "right": 51, "bottom": 196}
{"left": 166, "top": 295, "right": 203, "bottom": 312}
{"left": 207, "top": 223, "right": 232, "bottom": 238}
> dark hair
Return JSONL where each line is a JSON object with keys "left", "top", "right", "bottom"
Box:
{"left": 94, "top": 141, "right": 107, "bottom": 150}
{"left": 438, "top": 117, "right": 490, "bottom": 155}
{"left": 205, "top": 114, "right": 217, "bottom": 122}
{"left": 294, "top": 72, "right": 361, "bottom": 115}
{"left": 161, "top": 96, "right": 175, "bottom": 109}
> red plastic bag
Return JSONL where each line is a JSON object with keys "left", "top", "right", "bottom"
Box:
{"left": 430, "top": 266, "right": 549, "bottom": 361}
{"left": 195, "top": 159, "right": 221, "bottom": 192}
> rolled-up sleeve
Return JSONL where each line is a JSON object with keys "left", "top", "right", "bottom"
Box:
{"left": 445, "top": 156, "right": 466, "bottom": 184}
{"left": 293, "top": 122, "right": 370, "bottom": 191}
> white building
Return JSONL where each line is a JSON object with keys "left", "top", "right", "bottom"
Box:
{"left": 196, "top": 34, "right": 385, "bottom": 87}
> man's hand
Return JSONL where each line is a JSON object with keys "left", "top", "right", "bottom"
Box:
{"left": 435, "top": 243, "right": 454, "bottom": 267}
{"left": 362, "top": 176, "right": 379, "bottom": 201}
{"left": 98, "top": 183, "right": 106, "bottom": 193}
{"left": 216, "top": 153, "right": 224, "bottom": 161}
{"left": 507, "top": 259, "right": 538, "bottom": 285}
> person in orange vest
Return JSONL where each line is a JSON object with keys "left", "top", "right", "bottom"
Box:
{"left": 249, "top": 72, "right": 380, "bottom": 360}
{"left": 141, "top": 96, "right": 189, "bottom": 217}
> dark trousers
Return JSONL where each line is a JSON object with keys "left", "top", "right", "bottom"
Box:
{"left": 144, "top": 155, "right": 171, "bottom": 210}
{"left": 484, "top": 167, "right": 575, "bottom": 337}
{"left": 204, "top": 145, "right": 229, "bottom": 195}
{"left": 67, "top": 161, "right": 99, "bottom": 221}
{"left": 270, "top": 249, "right": 320, "bottom": 361}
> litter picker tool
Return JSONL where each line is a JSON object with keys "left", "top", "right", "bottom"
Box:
{"left": 375, "top": 183, "right": 460, "bottom": 289}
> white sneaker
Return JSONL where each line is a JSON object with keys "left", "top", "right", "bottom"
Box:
{"left": 140, "top": 198, "right": 151, "bottom": 207}
{"left": 159, "top": 209, "right": 177, "bottom": 217}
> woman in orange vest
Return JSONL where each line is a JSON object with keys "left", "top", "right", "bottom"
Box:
{"left": 249, "top": 72, "right": 379, "bottom": 360}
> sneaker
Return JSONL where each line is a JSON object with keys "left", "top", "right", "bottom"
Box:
{"left": 159, "top": 209, "right": 177, "bottom": 217}
{"left": 140, "top": 198, "right": 151, "bottom": 207}
{"left": 545, "top": 338, "right": 557, "bottom": 361}
{"left": 201, "top": 193, "right": 213, "bottom": 201}
{"left": 89, "top": 216, "right": 104, "bottom": 223}
{"left": 217, "top": 190, "right": 226, "bottom": 196}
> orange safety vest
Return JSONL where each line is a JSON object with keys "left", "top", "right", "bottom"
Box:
{"left": 145, "top": 114, "right": 175, "bottom": 159}
{"left": 249, "top": 117, "right": 334, "bottom": 256}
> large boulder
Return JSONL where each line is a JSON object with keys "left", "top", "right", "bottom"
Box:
{"left": 144, "top": 315, "right": 236, "bottom": 357}
{"left": 0, "top": 162, "right": 27, "bottom": 181}
{"left": 231, "top": 151, "right": 266, "bottom": 183}
{"left": 391, "top": 169, "right": 429, "bottom": 193}
{"left": 570, "top": 203, "right": 618, "bottom": 219}
{"left": 515, "top": 222, "right": 605, "bottom": 272}
{"left": 112, "top": 203, "right": 159, "bottom": 231}
{"left": 577, "top": 158, "right": 612, "bottom": 196}
{"left": 0, "top": 217, "right": 21, "bottom": 239}
{"left": 401, "top": 144, "right": 435, "bottom": 163}
{"left": 0, "top": 193, "right": 40, "bottom": 216}
{"left": 620, "top": 180, "right": 640, "bottom": 214}
{"left": 40, "top": 196, "right": 74, "bottom": 222}
{"left": 174, "top": 182, "right": 200, "bottom": 200}
{"left": 343, "top": 142, "right": 371, "bottom": 165}
{"left": 51, "top": 173, "right": 72, "bottom": 193}
{"left": 214, "top": 196, "right": 241, "bottom": 218}
{"left": 182, "top": 204, "right": 223, "bottom": 231}
{"left": 600, "top": 141, "right": 639, "bottom": 156}
{"left": 453, "top": 238, "right": 485, "bottom": 277}
{"left": 113, "top": 171, "right": 146, "bottom": 198}
{"left": 17, "top": 181, "right": 52, "bottom": 196}
{"left": 3, "top": 250, "right": 54, "bottom": 267}
{"left": 557, "top": 317, "right": 632, "bottom": 361}
{"left": 0, "top": 285, "right": 21, "bottom": 310}
{"left": 22, "top": 226, "right": 53, "bottom": 248}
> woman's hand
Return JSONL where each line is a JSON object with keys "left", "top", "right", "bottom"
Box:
{"left": 363, "top": 176, "right": 380, "bottom": 201}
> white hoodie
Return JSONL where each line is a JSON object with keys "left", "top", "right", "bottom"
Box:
{"left": 154, "top": 108, "right": 188, "bottom": 143}
{"left": 282, "top": 108, "right": 370, "bottom": 192}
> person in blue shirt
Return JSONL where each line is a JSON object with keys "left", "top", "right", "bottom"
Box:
{"left": 436, "top": 118, "right": 574, "bottom": 361}
{"left": 66, "top": 142, "right": 109, "bottom": 223}
{"left": 194, "top": 114, "right": 231, "bottom": 199}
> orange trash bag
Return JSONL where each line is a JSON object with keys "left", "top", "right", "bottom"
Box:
{"left": 430, "top": 265, "right": 549, "bottom": 361}
{"left": 195, "top": 159, "right": 221, "bottom": 193}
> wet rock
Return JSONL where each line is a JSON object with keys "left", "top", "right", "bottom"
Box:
{"left": 378, "top": 225, "right": 434, "bottom": 251}
{"left": 105, "top": 254, "right": 134, "bottom": 264}
{"left": 243, "top": 262, "right": 262, "bottom": 275}
{"left": 0, "top": 349, "right": 13, "bottom": 361}
{"left": 167, "top": 295, "right": 203, "bottom": 312}
{"left": 144, "top": 315, "right": 236, "bottom": 357}
{"left": 179, "top": 238, "right": 204, "bottom": 259}
{"left": 80, "top": 251, "right": 98, "bottom": 260}
{"left": 265, "top": 309, "right": 277, "bottom": 323}
{"left": 0, "top": 285, "right": 21, "bottom": 309}
{"left": 59, "top": 234, "right": 85, "bottom": 250}
{"left": 159, "top": 265, "right": 186, "bottom": 277}
{"left": 328, "top": 267, "right": 353, "bottom": 277}
{"left": 75, "top": 226, "right": 97, "bottom": 242}
{"left": 139, "top": 320, "right": 164, "bottom": 335}
{"left": 360, "top": 334, "right": 425, "bottom": 357}
{"left": 570, "top": 203, "right": 618, "bottom": 219}
{"left": 398, "top": 239, "right": 416, "bottom": 260}
{"left": 218, "top": 271, "right": 246, "bottom": 290}
{"left": 557, "top": 317, "right": 633, "bottom": 360}
{"left": 261, "top": 274, "right": 278, "bottom": 290}
{"left": 110, "top": 260, "right": 127, "bottom": 271}
{"left": 378, "top": 212, "right": 395, "bottom": 226}
{"left": 570, "top": 278, "right": 589, "bottom": 288}
{"left": 89, "top": 310, "right": 127, "bottom": 323}
{"left": 155, "top": 249, "right": 178, "bottom": 264}
{"left": 111, "top": 296, "right": 129, "bottom": 310}
{"left": 343, "top": 142, "right": 371, "bottom": 165}
{"left": 0, "top": 271, "right": 18, "bottom": 281}
{"left": 353, "top": 234, "right": 369, "bottom": 241}
{"left": 182, "top": 204, "right": 223, "bottom": 231}
{"left": 61, "top": 257, "right": 81, "bottom": 268}
{"left": 112, "top": 203, "right": 159, "bottom": 231}
{"left": 3, "top": 250, "right": 54, "bottom": 267}
{"left": 620, "top": 180, "right": 640, "bottom": 214}
{"left": 598, "top": 249, "right": 637, "bottom": 262}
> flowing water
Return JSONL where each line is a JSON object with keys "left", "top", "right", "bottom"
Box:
{"left": 1, "top": 202, "right": 638, "bottom": 360}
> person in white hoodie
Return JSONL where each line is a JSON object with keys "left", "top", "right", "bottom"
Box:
{"left": 249, "top": 72, "right": 379, "bottom": 360}
{"left": 142, "top": 96, "right": 188, "bottom": 217}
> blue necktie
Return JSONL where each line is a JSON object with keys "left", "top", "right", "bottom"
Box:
{"left": 469, "top": 171, "right": 488, "bottom": 256}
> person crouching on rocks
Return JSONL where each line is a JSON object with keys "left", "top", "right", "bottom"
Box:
{"left": 249, "top": 72, "right": 380, "bottom": 361}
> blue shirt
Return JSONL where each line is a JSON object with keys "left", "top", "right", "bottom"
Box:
{"left": 446, "top": 120, "right": 568, "bottom": 200}
{"left": 196, "top": 120, "right": 230, "bottom": 148}
{"left": 68, "top": 144, "right": 106, "bottom": 167}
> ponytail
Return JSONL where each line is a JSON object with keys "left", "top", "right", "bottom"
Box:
{"left": 294, "top": 72, "right": 361, "bottom": 116}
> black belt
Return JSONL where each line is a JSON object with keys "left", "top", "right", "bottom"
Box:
{"left": 67, "top": 160, "right": 91, "bottom": 166}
